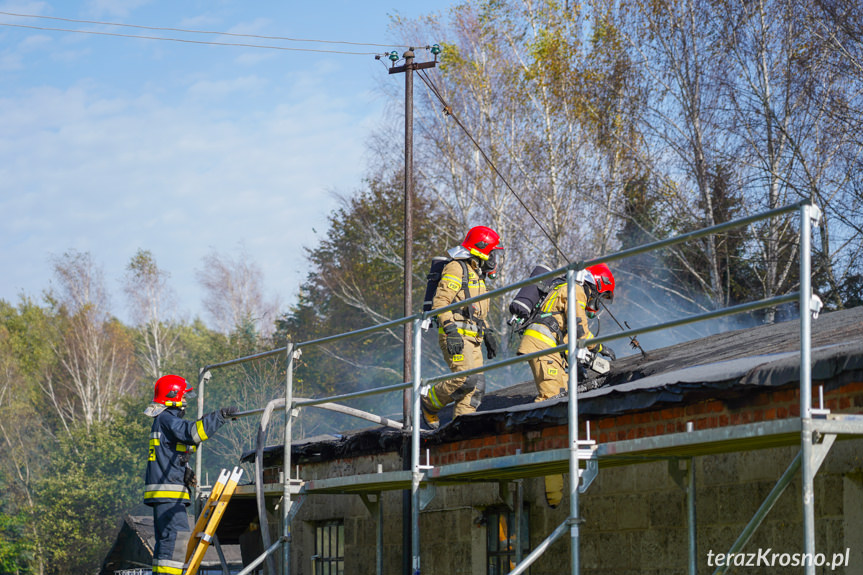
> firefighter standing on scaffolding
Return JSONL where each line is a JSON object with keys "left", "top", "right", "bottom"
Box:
{"left": 421, "top": 226, "right": 503, "bottom": 429}
{"left": 143, "top": 374, "right": 238, "bottom": 575}
{"left": 517, "top": 264, "right": 617, "bottom": 402}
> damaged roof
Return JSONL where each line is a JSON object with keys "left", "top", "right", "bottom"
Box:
{"left": 244, "top": 306, "right": 863, "bottom": 465}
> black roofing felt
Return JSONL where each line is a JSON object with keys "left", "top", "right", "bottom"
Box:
{"left": 243, "top": 306, "right": 863, "bottom": 465}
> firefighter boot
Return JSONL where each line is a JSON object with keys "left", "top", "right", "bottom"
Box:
{"left": 420, "top": 397, "right": 440, "bottom": 430}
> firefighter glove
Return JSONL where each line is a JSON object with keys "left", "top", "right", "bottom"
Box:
{"left": 599, "top": 345, "right": 616, "bottom": 362}
{"left": 183, "top": 466, "right": 197, "bottom": 489}
{"left": 442, "top": 322, "right": 464, "bottom": 356}
{"left": 484, "top": 331, "right": 499, "bottom": 360}
{"left": 220, "top": 405, "right": 239, "bottom": 420}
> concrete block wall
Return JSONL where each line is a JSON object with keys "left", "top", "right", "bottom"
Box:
{"left": 288, "top": 445, "right": 862, "bottom": 574}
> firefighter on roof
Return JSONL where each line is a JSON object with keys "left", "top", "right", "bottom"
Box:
{"left": 421, "top": 225, "right": 503, "bottom": 429}
{"left": 143, "top": 374, "right": 238, "bottom": 575}
{"left": 516, "top": 263, "right": 616, "bottom": 401}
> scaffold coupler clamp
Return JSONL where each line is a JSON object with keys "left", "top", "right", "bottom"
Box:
{"left": 809, "top": 203, "right": 823, "bottom": 227}
{"left": 810, "top": 294, "right": 823, "bottom": 320}
{"left": 575, "top": 439, "right": 597, "bottom": 460}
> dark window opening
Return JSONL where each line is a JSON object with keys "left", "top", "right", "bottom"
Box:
{"left": 313, "top": 520, "right": 344, "bottom": 575}
{"left": 486, "top": 505, "right": 529, "bottom": 575}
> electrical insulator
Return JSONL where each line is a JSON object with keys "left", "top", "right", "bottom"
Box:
{"left": 431, "top": 44, "right": 441, "bottom": 55}
{"left": 388, "top": 51, "right": 399, "bottom": 62}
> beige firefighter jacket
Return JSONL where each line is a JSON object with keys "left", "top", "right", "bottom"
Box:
{"left": 516, "top": 281, "right": 597, "bottom": 356}
{"left": 433, "top": 259, "right": 488, "bottom": 344}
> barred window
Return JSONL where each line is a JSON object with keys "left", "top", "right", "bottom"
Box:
{"left": 486, "top": 505, "right": 529, "bottom": 575}
{"left": 313, "top": 520, "right": 345, "bottom": 575}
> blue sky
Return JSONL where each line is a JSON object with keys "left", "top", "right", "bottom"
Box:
{"left": 0, "top": 1, "right": 443, "bottom": 324}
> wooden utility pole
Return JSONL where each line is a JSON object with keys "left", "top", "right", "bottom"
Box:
{"left": 389, "top": 49, "right": 436, "bottom": 421}
{"left": 388, "top": 47, "right": 436, "bottom": 575}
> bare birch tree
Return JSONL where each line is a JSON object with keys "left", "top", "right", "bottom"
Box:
{"left": 123, "top": 248, "right": 178, "bottom": 379}
{"left": 796, "top": 0, "right": 863, "bottom": 308}
{"left": 197, "top": 246, "right": 280, "bottom": 338}
{"left": 46, "top": 250, "right": 134, "bottom": 431}
{"left": 601, "top": 0, "right": 738, "bottom": 310}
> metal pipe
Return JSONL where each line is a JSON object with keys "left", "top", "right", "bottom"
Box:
{"left": 566, "top": 269, "right": 580, "bottom": 575}
{"left": 291, "top": 381, "right": 413, "bottom": 408}
{"left": 194, "top": 368, "right": 208, "bottom": 515}
{"left": 585, "top": 200, "right": 807, "bottom": 269}
{"left": 508, "top": 519, "right": 570, "bottom": 575}
{"left": 712, "top": 452, "right": 802, "bottom": 575}
{"left": 686, "top": 420, "right": 697, "bottom": 575}
{"left": 799, "top": 203, "right": 815, "bottom": 575}
{"left": 411, "top": 318, "right": 423, "bottom": 574}
{"left": 687, "top": 458, "right": 696, "bottom": 575}
{"left": 236, "top": 537, "right": 286, "bottom": 575}
{"left": 297, "top": 313, "right": 417, "bottom": 350}
{"left": 255, "top": 398, "right": 279, "bottom": 575}
{"left": 425, "top": 201, "right": 808, "bottom": 325}
{"left": 212, "top": 535, "right": 230, "bottom": 575}
{"left": 283, "top": 344, "right": 295, "bottom": 575}
{"left": 580, "top": 293, "right": 799, "bottom": 348}
{"left": 201, "top": 347, "right": 287, "bottom": 372}
{"left": 423, "top": 292, "right": 799, "bottom": 389}
{"left": 377, "top": 494, "right": 384, "bottom": 575}
{"left": 515, "top": 479, "right": 524, "bottom": 564}
{"left": 187, "top": 199, "right": 814, "bottom": 575}
{"left": 193, "top": 200, "right": 807, "bottom": 384}
{"left": 245, "top": 391, "right": 402, "bottom": 575}
{"left": 234, "top": 399, "right": 403, "bottom": 430}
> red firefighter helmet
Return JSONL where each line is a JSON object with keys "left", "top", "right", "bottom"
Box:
{"left": 144, "top": 374, "right": 196, "bottom": 416}
{"left": 584, "top": 263, "right": 615, "bottom": 310}
{"left": 461, "top": 226, "right": 501, "bottom": 260}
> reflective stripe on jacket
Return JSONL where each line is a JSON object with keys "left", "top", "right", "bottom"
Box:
{"left": 517, "top": 282, "right": 596, "bottom": 355}
{"left": 432, "top": 259, "right": 488, "bottom": 343}
{"left": 144, "top": 407, "right": 226, "bottom": 506}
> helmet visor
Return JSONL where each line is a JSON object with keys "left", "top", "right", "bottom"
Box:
{"left": 482, "top": 247, "right": 504, "bottom": 278}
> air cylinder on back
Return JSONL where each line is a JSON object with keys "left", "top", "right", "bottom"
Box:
{"left": 508, "top": 264, "right": 553, "bottom": 322}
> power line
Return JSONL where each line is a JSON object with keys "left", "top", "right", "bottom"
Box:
{"left": 0, "top": 10, "right": 413, "bottom": 49}
{"left": 0, "top": 21, "right": 384, "bottom": 56}
{"left": 416, "top": 69, "right": 652, "bottom": 355}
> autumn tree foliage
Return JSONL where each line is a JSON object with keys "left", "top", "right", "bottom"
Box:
{"left": 392, "top": 0, "right": 862, "bottom": 327}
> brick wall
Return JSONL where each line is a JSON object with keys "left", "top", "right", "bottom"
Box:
{"left": 428, "top": 381, "right": 863, "bottom": 467}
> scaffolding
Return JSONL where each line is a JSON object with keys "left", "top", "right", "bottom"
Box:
{"left": 190, "top": 199, "right": 860, "bottom": 575}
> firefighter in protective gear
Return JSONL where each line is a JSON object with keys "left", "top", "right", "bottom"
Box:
{"left": 517, "top": 263, "right": 616, "bottom": 401}
{"left": 421, "top": 226, "right": 503, "bottom": 429}
{"left": 143, "top": 374, "right": 238, "bottom": 575}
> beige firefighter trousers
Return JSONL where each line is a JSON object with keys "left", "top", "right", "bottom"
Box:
{"left": 426, "top": 335, "right": 484, "bottom": 417}
{"left": 528, "top": 351, "right": 568, "bottom": 401}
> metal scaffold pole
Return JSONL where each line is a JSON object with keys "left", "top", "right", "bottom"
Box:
{"left": 566, "top": 268, "right": 580, "bottom": 575}
{"left": 283, "top": 343, "right": 295, "bottom": 575}
{"left": 194, "top": 368, "right": 208, "bottom": 511}
{"left": 410, "top": 318, "right": 423, "bottom": 575}
{"left": 799, "top": 203, "right": 815, "bottom": 575}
